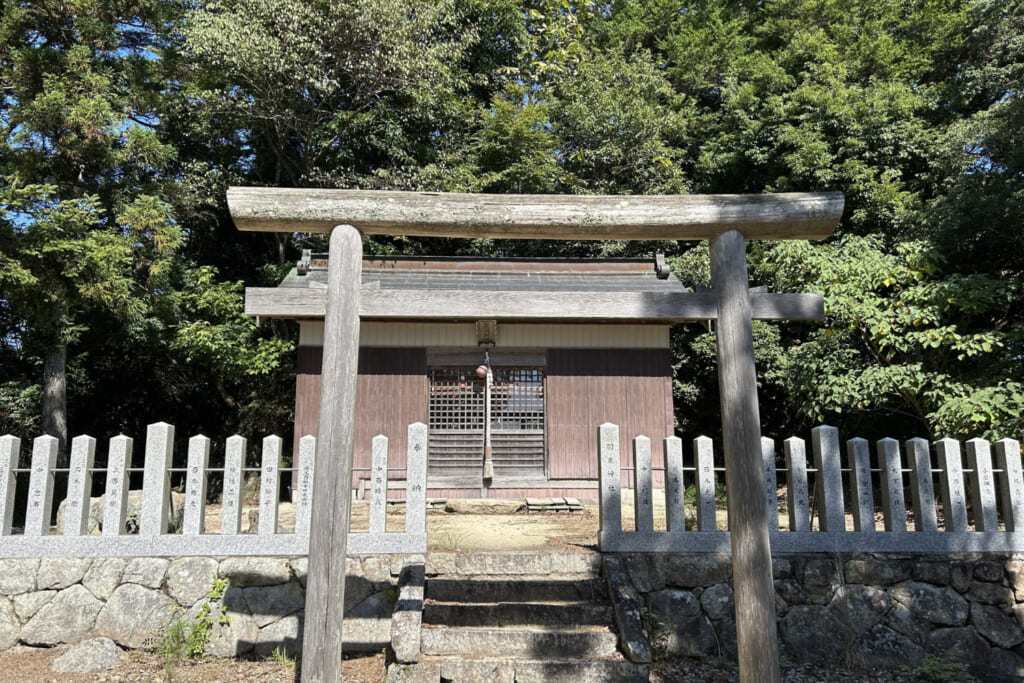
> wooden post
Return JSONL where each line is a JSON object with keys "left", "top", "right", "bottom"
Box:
{"left": 302, "top": 224, "right": 362, "bottom": 683}
{"left": 711, "top": 229, "right": 780, "bottom": 683}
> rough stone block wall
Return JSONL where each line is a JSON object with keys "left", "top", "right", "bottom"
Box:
{"left": 625, "top": 552, "right": 1024, "bottom": 680}
{"left": 0, "top": 555, "right": 415, "bottom": 657}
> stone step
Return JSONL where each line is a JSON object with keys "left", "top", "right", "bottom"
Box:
{"left": 387, "top": 658, "right": 649, "bottom": 683}
{"left": 426, "top": 578, "right": 607, "bottom": 604}
{"left": 422, "top": 601, "right": 613, "bottom": 628}
{"left": 426, "top": 551, "right": 601, "bottom": 579}
{"left": 510, "top": 658, "right": 649, "bottom": 683}
{"left": 420, "top": 626, "right": 619, "bottom": 659}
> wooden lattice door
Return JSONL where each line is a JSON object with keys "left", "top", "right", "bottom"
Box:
{"left": 428, "top": 366, "right": 546, "bottom": 481}
{"left": 428, "top": 367, "right": 485, "bottom": 479}
{"left": 489, "top": 367, "right": 545, "bottom": 479}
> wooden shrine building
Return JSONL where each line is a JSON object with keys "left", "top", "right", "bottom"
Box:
{"left": 247, "top": 252, "right": 686, "bottom": 499}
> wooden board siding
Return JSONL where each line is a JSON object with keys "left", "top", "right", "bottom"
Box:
{"left": 546, "top": 349, "right": 674, "bottom": 486}
{"left": 296, "top": 344, "right": 673, "bottom": 493}
{"left": 292, "top": 346, "right": 427, "bottom": 490}
{"left": 354, "top": 348, "right": 428, "bottom": 474}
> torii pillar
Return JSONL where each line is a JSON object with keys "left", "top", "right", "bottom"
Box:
{"left": 229, "top": 188, "right": 844, "bottom": 683}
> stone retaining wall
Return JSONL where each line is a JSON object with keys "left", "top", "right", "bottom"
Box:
{"left": 0, "top": 554, "right": 417, "bottom": 658}
{"left": 8, "top": 550, "right": 1024, "bottom": 680}
{"left": 625, "top": 552, "right": 1024, "bottom": 680}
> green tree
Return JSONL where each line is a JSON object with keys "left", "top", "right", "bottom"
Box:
{"left": 763, "top": 237, "right": 1019, "bottom": 439}
{"left": 0, "top": 1, "right": 181, "bottom": 456}
{"left": 599, "top": 0, "right": 1024, "bottom": 439}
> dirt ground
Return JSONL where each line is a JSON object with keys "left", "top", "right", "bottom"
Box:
{"left": 422, "top": 506, "right": 600, "bottom": 552}
{"left": 0, "top": 643, "right": 950, "bottom": 682}
{"left": 0, "top": 645, "right": 380, "bottom": 682}
{"left": 201, "top": 498, "right": 604, "bottom": 551}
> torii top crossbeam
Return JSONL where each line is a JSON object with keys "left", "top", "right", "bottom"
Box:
{"left": 228, "top": 187, "right": 843, "bottom": 683}
{"left": 227, "top": 187, "right": 843, "bottom": 241}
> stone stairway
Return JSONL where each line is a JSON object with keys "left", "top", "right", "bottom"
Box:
{"left": 386, "top": 552, "right": 650, "bottom": 683}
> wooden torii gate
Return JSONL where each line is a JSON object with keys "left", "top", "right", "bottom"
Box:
{"left": 228, "top": 188, "right": 844, "bottom": 683}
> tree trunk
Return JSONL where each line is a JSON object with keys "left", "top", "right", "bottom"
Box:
{"left": 42, "top": 344, "right": 68, "bottom": 466}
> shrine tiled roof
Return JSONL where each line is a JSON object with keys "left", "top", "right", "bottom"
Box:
{"left": 276, "top": 254, "right": 688, "bottom": 294}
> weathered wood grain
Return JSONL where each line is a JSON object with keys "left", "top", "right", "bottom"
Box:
{"left": 228, "top": 187, "right": 844, "bottom": 241}
{"left": 711, "top": 229, "right": 780, "bottom": 683}
{"left": 301, "top": 224, "right": 363, "bottom": 683}
{"left": 245, "top": 286, "right": 824, "bottom": 322}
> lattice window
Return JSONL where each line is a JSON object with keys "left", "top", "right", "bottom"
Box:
{"left": 428, "top": 367, "right": 484, "bottom": 431}
{"left": 490, "top": 368, "right": 544, "bottom": 431}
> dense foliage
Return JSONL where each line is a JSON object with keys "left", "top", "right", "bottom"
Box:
{"left": 1, "top": 0, "right": 1021, "bottom": 455}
